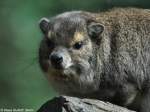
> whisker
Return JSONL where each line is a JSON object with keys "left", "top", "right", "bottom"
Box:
{"left": 20, "top": 57, "right": 39, "bottom": 73}
{"left": 13, "top": 55, "right": 39, "bottom": 74}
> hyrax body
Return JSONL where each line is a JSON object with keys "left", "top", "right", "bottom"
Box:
{"left": 39, "top": 8, "right": 150, "bottom": 112}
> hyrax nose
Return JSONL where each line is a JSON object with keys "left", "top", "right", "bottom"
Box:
{"left": 50, "top": 54, "right": 63, "bottom": 65}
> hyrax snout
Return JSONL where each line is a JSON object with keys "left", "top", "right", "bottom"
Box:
{"left": 39, "top": 8, "right": 150, "bottom": 112}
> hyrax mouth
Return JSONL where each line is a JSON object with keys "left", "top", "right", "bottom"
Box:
{"left": 50, "top": 64, "right": 78, "bottom": 82}
{"left": 54, "top": 74, "right": 69, "bottom": 81}
{"left": 52, "top": 70, "right": 73, "bottom": 81}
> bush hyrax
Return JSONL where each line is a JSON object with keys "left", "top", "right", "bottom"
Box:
{"left": 39, "top": 8, "right": 150, "bottom": 112}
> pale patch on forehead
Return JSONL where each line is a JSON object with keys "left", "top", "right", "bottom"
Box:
{"left": 47, "top": 31, "right": 56, "bottom": 39}
{"left": 48, "top": 31, "right": 52, "bottom": 38}
{"left": 71, "top": 32, "right": 85, "bottom": 45}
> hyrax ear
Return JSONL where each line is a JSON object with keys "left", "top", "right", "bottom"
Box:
{"left": 87, "top": 22, "right": 104, "bottom": 39}
{"left": 39, "top": 18, "right": 50, "bottom": 34}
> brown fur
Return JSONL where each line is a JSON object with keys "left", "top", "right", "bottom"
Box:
{"left": 39, "top": 8, "right": 150, "bottom": 112}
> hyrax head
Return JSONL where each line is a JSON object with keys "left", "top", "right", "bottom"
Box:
{"left": 39, "top": 11, "right": 104, "bottom": 94}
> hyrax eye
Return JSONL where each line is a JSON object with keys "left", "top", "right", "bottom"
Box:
{"left": 46, "top": 39, "right": 55, "bottom": 48}
{"left": 73, "top": 41, "right": 83, "bottom": 50}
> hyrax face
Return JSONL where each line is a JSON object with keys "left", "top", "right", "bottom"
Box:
{"left": 39, "top": 11, "right": 104, "bottom": 94}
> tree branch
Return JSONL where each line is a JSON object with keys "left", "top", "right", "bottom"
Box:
{"left": 37, "top": 96, "right": 136, "bottom": 112}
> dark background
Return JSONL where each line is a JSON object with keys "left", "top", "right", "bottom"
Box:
{"left": 0, "top": 0, "right": 150, "bottom": 111}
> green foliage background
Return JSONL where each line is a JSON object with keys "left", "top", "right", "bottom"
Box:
{"left": 0, "top": 0, "right": 150, "bottom": 111}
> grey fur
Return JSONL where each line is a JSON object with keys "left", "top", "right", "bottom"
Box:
{"left": 38, "top": 8, "right": 150, "bottom": 112}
